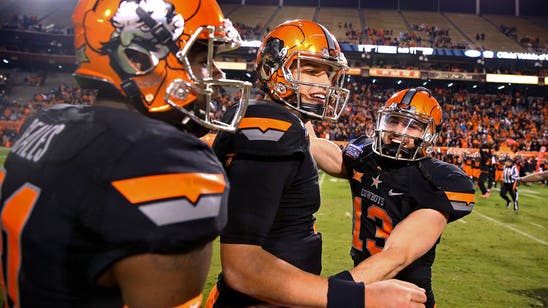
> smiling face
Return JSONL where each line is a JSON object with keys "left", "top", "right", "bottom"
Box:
{"left": 290, "top": 59, "right": 336, "bottom": 116}
{"left": 372, "top": 88, "right": 442, "bottom": 161}
{"left": 255, "top": 19, "right": 350, "bottom": 121}
{"left": 379, "top": 113, "right": 427, "bottom": 150}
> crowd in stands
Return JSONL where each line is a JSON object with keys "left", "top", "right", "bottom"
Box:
{"left": 1, "top": 14, "right": 72, "bottom": 34}
{"left": 500, "top": 24, "right": 517, "bottom": 40}
{"left": 1, "top": 73, "right": 545, "bottom": 154}
{"left": 232, "top": 22, "right": 266, "bottom": 41}
{"left": 311, "top": 81, "right": 546, "bottom": 154}
{"left": 0, "top": 82, "right": 96, "bottom": 146}
{"left": 499, "top": 23, "right": 545, "bottom": 53}
{"left": 0, "top": 73, "right": 546, "bottom": 176}
{"left": 341, "top": 23, "right": 469, "bottom": 50}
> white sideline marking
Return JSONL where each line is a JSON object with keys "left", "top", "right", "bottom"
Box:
{"left": 319, "top": 172, "right": 326, "bottom": 187}
{"left": 529, "top": 222, "right": 545, "bottom": 229}
{"left": 490, "top": 187, "right": 543, "bottom": 199}
{"left": 457, "top": 219, "right": 467, "bottom": 224}
{"left": 474, "top": 211, "right": 547, "bottom": 246}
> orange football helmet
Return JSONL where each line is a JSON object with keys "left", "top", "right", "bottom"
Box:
{"left": 373, "top": 87, "right": 443, "bottom": 161}
{"left": 256, "top": 19, "right": 349, "bottom": 120}
{"left": 72, "top": 0, "right": 250, "bottom": 133}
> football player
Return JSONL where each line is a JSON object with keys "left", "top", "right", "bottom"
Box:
{"left": 0, "top": 0, "right": 250, "bottom": 307}
{"left": 206, "top": 20, "right": 427, "bottom": 308}
{"left": 308, "top": 87, "right": 475, "bottom": 308}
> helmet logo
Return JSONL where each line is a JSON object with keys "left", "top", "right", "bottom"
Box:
{"left": 102, "top": 0, "right": 185, "bottom": 75}
{"left": 258, "top": 37, "right": 287, "bottom": 82}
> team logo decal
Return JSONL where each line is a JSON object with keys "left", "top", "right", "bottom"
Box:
{"left": 352, "top": 170, "right": 363, "bottom": 182}
{"left": 371, "top": 174, "right": 382, "bottom": 189}
{"left": 258, "top": 37, "right": 287, "bottom": 83}
{"left": 101, "top": 0, "right": 185, "bottom": 75}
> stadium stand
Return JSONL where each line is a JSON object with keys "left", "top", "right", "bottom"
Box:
{"left": 444, "top": 12, "right": 525, "bottom": 51}
{"left": 223, "top": 4, "right": 277, "bottom": 39}
{"left": 483, "top": 14, "right": 548, "bottom": 52}
{"left": 363, "top": 9, "right": 408, "bottom": 37}
{"left": 401, "top": 10, "right": 471, "bottom": 49}
{"left": 0, "top": 0, "right": 546, "bottom": 169}
{"left": 267, "top": 6, "right": 316, "bottom": 31}
{"left": 316, "top": 7, "right": 362, "bottom": 41}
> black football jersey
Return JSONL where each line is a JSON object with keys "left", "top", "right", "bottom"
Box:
{"left": 211, "top": 100, "right": 321, "bottom": 306}
{"left": 0, "top": 104, "right": 228, "bottom": 307}
{"left": 343, "top": 136, "right": 475, "bottom": 308}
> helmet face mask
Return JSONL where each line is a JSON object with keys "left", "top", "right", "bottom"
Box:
{"left": 256, "top": 20, "right": 350, "bottom": 121}
{"left": 73, "top": 0, "right": 250, "bottom": 133}
{"left": 373, "top": 87, "right": 442, "bottom": 161}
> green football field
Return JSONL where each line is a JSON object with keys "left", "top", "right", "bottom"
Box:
{"left": 204, "top": 172, "right": 547, "bottom": 307}
{"left": 1, "top": 147, "right": 546, "bottom": 306}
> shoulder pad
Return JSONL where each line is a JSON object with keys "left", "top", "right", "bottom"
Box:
{"left": 214, "top": 100, "right": 307, "bottom": 158}
{"left": 420, "top": 158, "right": 475, "bottom": 221}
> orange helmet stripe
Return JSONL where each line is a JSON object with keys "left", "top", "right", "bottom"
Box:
{"left": 239, "top": 117, "right": 292, "bottom": 132}
{"left": 112, "top": 173, "right": 226, "bottom": 204}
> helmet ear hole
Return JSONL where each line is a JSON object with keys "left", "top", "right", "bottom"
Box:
{"left": 275, "top": 83, "right": 287, "bottom": 95}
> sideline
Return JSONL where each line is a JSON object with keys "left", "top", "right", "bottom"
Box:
{"left": 474, "top": 210, "right": 548, "bottom": 246}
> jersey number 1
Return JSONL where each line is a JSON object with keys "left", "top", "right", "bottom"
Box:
{"left": 1, "top": 181, "right": 41, "bottom": 306}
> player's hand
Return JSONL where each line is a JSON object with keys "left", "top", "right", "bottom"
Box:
{"left": 364, "top": 279, "right": 426, "bottom": 308}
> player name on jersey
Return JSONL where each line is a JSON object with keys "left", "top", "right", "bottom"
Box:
{"left": 11, "top": 118, "right": 65, "bottom": 162}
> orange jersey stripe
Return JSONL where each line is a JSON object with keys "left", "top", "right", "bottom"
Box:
{"left": 1, "top": 185, "right": 40, "bottom": 305}
{"left": 204, "top": 285, "right": 220, "bottom": 308}
{"left": 112, "top": 173, "right": 226, "bottom": 204}
{"left": 0, "top": 168, "right": 5, "bottom": 186}
{"left": 123, "top": 294, "right": 202, "bottom": 308}
{"left": 239, "top": 117, "right": 292, "bottom": 132}
{"left": 444, "top": 191, "right": 475, "bottom": 205}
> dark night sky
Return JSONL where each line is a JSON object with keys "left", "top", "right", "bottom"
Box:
{"left": 218, "top": 0, "right": 547, "bottom": 17}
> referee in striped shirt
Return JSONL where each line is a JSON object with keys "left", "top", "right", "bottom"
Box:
{"left": 500, "top": 157, "right": 519, "bottom": 212}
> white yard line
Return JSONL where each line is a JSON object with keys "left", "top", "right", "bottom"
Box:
{"left": 529, "top": 222, "right": 545, "bottom": 229}
{"left": 474, "top": 211, "right": 547, "bottom": 246}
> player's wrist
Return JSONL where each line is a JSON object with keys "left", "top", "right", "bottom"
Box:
{"left": 327, "top": 273, "right": 365, "bottom": 308}
{"left": 330, "top": 270, "right": 354, "bottom": 281}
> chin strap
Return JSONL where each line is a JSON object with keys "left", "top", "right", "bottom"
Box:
{"left": 301, "top": 102, "right": 325, "bottom": 118}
